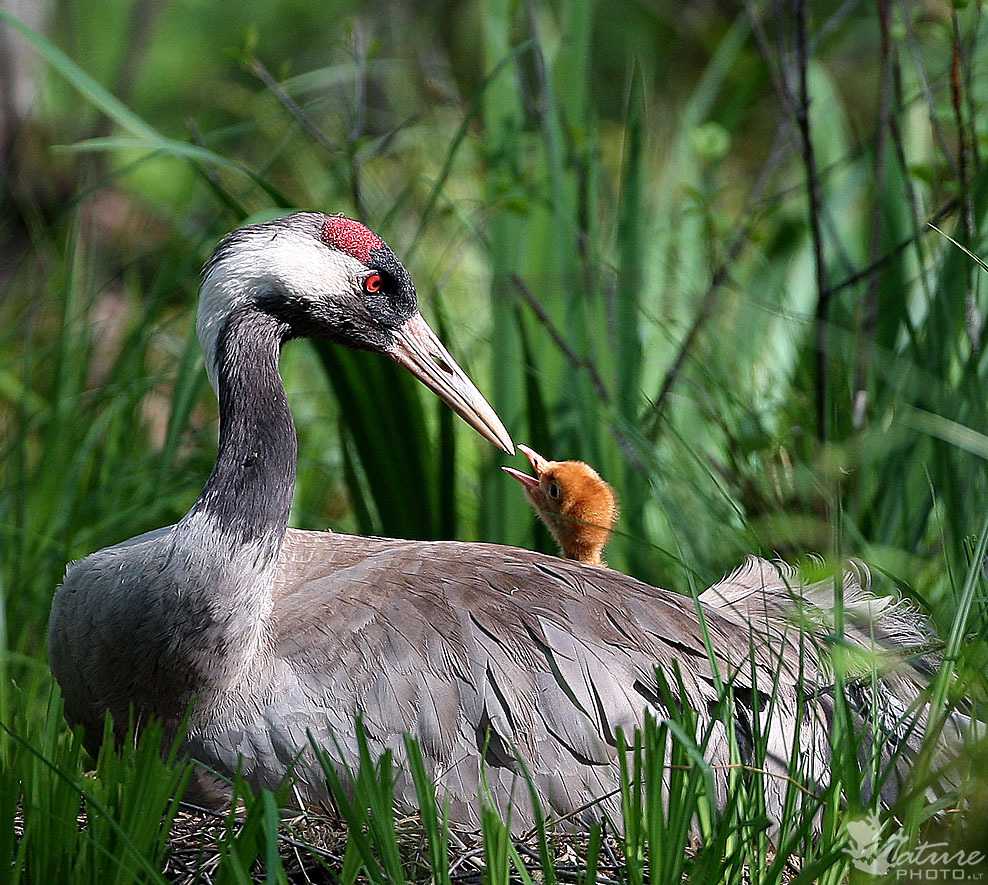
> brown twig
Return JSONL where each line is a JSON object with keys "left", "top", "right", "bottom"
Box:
{"left": 853, "top": 0, "right": 895, "bottom": 429}
{"left": 821, "top": 200, "right": 959, "bottom": 299}
{"left": 754, "top": 52, "right": 977, "bottom": 214}
{"left": 791, "top": 0, "right": 830, "bottom": 441}
{"left": 950, "top": 9, "right": 981, "bottom": 350}
{"left": 749, "top": 0, "right": 859, "bottom": 439}
{"left": 640, "top": 0, "right": 960, "bottom": 440}
{"left": 509, "top": 272, "right": 611, "bottom": 404}
{"left": 950, "top": 14, "right": 973, "bottom": 232}
{"left": 963, "top": 3, "right": 982, "bottom": 172}
{"left": 247, "top": 57, "right": 340, "bottom": 156}
{"left": 642, "top": 122, "right": 791, "bottom": 439}
{"left": 511, "top": 272, "right": 653, "bottom": 474}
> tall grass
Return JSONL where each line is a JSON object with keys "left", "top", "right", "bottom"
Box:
{"left": 2, "top": 0, "right": 988, "bottom": 880}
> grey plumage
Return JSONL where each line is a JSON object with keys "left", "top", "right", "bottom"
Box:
{"left": 44, "top": 530, "right": 848, "bottom": 826}
{"left": 48, "top": 213, "right": 963, "bottom": 834}
{"left": 701, "top": 556, "right": 952, "bottom": 809}
{"left": 52, "top": 531, "right": 949, "bottom": 830}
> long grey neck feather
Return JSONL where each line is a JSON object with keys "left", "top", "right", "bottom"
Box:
{"left": 181, "top": 307, "right": 296, "bottom": 558}
{"left": 148, "top": 308, "right": 295, "bottom": 692}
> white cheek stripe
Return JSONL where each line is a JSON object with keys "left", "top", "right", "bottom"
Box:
{"left": 197, "top": 231, "right": 367, "bottom": 390}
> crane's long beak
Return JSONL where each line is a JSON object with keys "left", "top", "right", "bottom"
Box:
{"left": 390, "top": 312, "right": 514, "bottom": 454}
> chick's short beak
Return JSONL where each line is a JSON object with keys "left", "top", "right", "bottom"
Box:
{"left": 500, "top": 443, "right": 548, "bottom": 491}
{"left": 518, "top": 444, "right": 548, "bottom": 474}
{"left": 390, "top": 312, "right": 514, "bottom": 454}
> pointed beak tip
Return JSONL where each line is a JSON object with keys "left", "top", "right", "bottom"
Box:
{"left": 501, "top": 465, "right": 540, "bottom": 490}
{"left": 476, "top": 414, "right": 513, "bottom": 455}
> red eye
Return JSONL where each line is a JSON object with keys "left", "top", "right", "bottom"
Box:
{"left": 363, "top": 273, "right": 382, "bottom": 294}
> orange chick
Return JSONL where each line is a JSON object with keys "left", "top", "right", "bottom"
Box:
{"left": 502, "top": 444, "right": 618, "bottom": 566}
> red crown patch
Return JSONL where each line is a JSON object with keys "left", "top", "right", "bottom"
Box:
{"left": 321, "top": 216, "right": 382, "bottom": 264}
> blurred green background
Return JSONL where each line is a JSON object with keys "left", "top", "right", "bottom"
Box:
{"left": 2, "top": 0, "right": 987, "bottom": 690}
{"left": 2, "top": 0, "right": 988, "bottom": 878}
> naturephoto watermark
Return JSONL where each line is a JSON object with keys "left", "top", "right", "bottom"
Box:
{"left": 845, "top": 812, "right": 984, "bottom": 880}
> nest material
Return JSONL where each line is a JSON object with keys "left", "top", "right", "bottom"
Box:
{"left": 161, "top": 804, "right": 800, "bottom": 884}
{"left": 11, "top": 797, "right": 802, "bottom": 883}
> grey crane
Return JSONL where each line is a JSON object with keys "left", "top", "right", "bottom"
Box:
{"left": 51, "top": 212, "right": 950, "bottom": 829}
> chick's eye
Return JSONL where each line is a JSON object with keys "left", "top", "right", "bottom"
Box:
{"left": 363, "top": 273, "right": 382, "bottom": 294}
{"left": 547, "top": 481, "right": 560, "bottom": 500}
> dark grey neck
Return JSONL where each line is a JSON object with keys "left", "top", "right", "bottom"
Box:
{"left": 185, "top": 308, "right": 297, "bottom": 550}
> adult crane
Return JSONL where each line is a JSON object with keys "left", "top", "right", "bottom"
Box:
{"left": 50, "top": 213, "right": 949, "bottom": 828}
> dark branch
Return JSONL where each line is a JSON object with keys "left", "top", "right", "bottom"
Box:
{"left": 854, "top": 0, "right": 895, "bottom": 429}
{"left": 247, "top": 57, "right": 339, "bottom": 156}
{"left": 793, "top": 0, "right": 830, "bottom": 441}
{"left": 821, "top": 200, "right": 959, "bottom": 299}
{"left": 643, "top": 124, "right": 791, "bottom": 439}
{"left": 950, "top": 9, "right": 981, "bottom": 350}
{"left": 509, "top": 273, "right": 611, "bottom": 403}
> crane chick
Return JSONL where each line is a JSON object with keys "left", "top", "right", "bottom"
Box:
{"left": 502, "top": 444, "right": 618, "bottom": 566}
